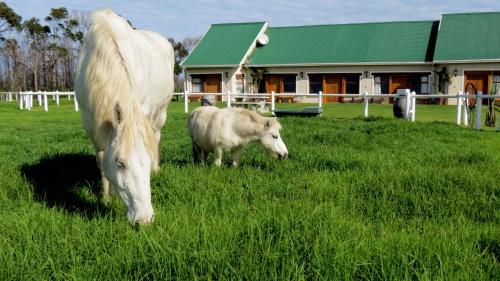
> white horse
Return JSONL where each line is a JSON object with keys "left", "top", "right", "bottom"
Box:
{"left": 75, "top": 9, "right": 174, "bottom": 224}
{"left": 188, "top": 107, "right": 288, "bottom": 167}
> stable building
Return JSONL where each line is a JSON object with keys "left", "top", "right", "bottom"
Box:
{"left": 182, "top": 11, "right": 500, "bottom": 103}
{"left": 434, "top": 12, "right": 500, "bottom": 98}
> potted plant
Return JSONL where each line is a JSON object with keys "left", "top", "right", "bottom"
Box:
{"left": 433, "top": 67, "right": 451, "bottom": 105}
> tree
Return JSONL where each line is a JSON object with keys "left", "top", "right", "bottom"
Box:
{"left": 0, "top": 5, "right": 87, "bottom": 91}
{"left": 0, "top": 2, "right": 21, "bottom": 40}
{"left": 45, "top": 7, "right": 83, "bottom": 89}
{"left": 244, "top": 66, "right": 266, "bottom": 93}
{"left": 22, "top": 17, "right": 50, "bottom": 90}
{"left": 168, "top": 38, "right": 188, "bottom": 75}
{"left": 182, "top": 36, "right": 201, "bottom": 52}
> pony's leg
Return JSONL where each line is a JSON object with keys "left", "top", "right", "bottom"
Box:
{"left": 96, "top": 151, "right": 111, "bottom": 200}
{"left": 214, "top": 147, "right": 223, "bottom": 167}
{"left": 202, "top": 151, "right": 209, "bottom": 163}
{"left": 231, "top": 148, "right": 243, "bottom": 167}
{"left": 192, "top": 142, "right": 201, "bottom": 164}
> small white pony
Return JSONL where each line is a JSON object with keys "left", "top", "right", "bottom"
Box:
{"left": 188, "top": 107, "right": 288, "bottom": 167}
{"left": 75, "top": 9, "right": 174, "bottom": 224}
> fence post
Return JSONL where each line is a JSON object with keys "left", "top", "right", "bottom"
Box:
{"left": 405, "top": 89, "right": 411, "bottom": 120}
{"left": 184, "top": 91, "right": 188, "bottom": 113}
{"left": 8, "top": 92, "right": 12, "bottom": 101}
{"left": 19, "top": 92, "right": 23, "bottom": 110}
{"left": 411, "top": 91, "right": 416, "bottom": 122}
{"left": 29, "top": 92, "right": 33, "bottom": 110}
{"left": 43, "top": 92, "right": 48, "bottom": 112}
{"left": 56, "top": 90, "right": 60, "bottom": 105}
{"left": 497, "top": 113, "right": 500, "bottom": 132}
{"left": 68, "top": 92, "right": 71, "bottom": 100}
{"left": 475, "top": 94, "right": 482, "bottom": 130}
{"left": 37, "top": 90, "right": 42, "bottom": 106}
{"left": 227, "top": 91, "right": 231, "bottom": 108}
{"left": 456, "top": 92, "right": 462, "bottom": 125}
{"left": 363, "top": 92, "right": 369, "bottom": 118}
{"left": 463, "top": 96, "right": 468, "bottom": 126}
{"left": 271, "top": 91, "right": 275, "bottom": 113}
{"left": 74, "top": 94, "right": 78, "bottom": 112}
{"left": 318, "top": 91, "right": 323, "bottom": 108}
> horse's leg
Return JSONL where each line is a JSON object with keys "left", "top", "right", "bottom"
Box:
{"left": 214, "top": 147, "right": 223, "bottom": 167}
{"left": 231, "top": 147, "right": 243, "bottom": 167}
{"left": 152, "top": 108, "right": 166, "bottom": 173}
{"left": 96, "top": 151, "right": 111, "bottom": 201}
{"left": 152, "top": 129, "right": 161, "bottom": 173}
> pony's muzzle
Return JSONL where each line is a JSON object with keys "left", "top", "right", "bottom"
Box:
{"left": 278, "top": 152, "right": 288, "bottom": 160}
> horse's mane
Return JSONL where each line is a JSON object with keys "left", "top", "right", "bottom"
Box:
{"left": 81, "top": 9, "right": 155, "bottom": 158}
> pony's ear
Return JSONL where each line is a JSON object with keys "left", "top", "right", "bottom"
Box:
{"left": 264, "top": 118, "right": 276, "bottom": 129}
{"left": 112, "top": 103, "right": 124, "bottom": 128}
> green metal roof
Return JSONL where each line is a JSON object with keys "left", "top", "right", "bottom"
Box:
{"left": 249, "top": 21, "right": 438, "bottom": 65}
{"left": 434, "top": 12, "right": 500, "bottom": 61}
{"left": 182, "top": 22, "right": 265, "bottom": 67}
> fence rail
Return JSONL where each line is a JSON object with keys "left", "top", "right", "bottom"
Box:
{"left": 18, "top": 91, "right": 78, "bottom": 112}
{"left": 9, "top": 90, "right": 500, "bottom": 131}
{"left": 0, "top": 92, "right": 17, "bottom": 102}
{"left": 175, "top": 90, "right": 500, "bottom": 131}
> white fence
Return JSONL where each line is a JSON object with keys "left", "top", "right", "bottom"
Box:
{"left": 18, "top": 91, "right": 78, "bottom": 112}
{"left": 175, "top": 90, "right": 500, "bottom": 131}
{"left": 0, "top": 92, "right": 17, "bottom": 102}
{"left": 10, "top": 90, "right": 500, "bottom": 131}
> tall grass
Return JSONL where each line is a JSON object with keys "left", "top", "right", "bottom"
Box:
{"left": 0, "top": 101, "right": 498, "bottom": 280}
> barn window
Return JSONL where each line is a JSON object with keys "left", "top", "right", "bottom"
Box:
{"left": 345, "top": 75, "right": 360, "bottom": 94}
{"left": 192, "top": 77, "right": 203, "bottom": 92}
{"left": 283, "top": 75, "right": 296, "bottom": 92}
{"left": 374, "top": 75, "right": 389, "bottom": 94}
{"left": 309, "top": 74, "right": 322, "bottom": 93}
{"left": 235, "top": 74, "right": 244, "bottom": 93}
{"left": 493, "top": 75, "right": 500, "bottom": 95}
{"left": 411, "top": 75, "right": 429, "bottom": 94}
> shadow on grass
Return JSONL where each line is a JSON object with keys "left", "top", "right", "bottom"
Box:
{"left": 21, "top": 153, "right": 112, "bottom": 219}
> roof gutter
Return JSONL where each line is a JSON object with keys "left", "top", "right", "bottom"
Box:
{"left": 184, "top": 64, "right": 240, "bottom": 68}
{"left": 433, "top": 59, "right": 500, "bottom": 64}
{"left": 246, "top": 62, "right": 433, "bottom": 67}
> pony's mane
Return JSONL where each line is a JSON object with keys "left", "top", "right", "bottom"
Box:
{"left": 233, "top": 108, "right": 281, "bottom": 137}
{"left": 237, "top": 108, "right": 263, "bottom": 124}
{"left": 83, "top": 9, "right": 155, "bottom": 159}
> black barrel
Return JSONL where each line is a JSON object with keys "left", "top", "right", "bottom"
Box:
{"left": 201, "top": 95, "right": 215, "bottom": 106}
{"left": 393, "top": 94, "right": 409, "bottom": 118}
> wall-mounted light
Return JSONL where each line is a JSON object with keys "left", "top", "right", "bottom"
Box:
{"left": 454, "top": 69, "right": 458, "bottom": 77}
{"left": 300, "top": 72, "right": 304, "bottom": 79}
{"left": 364, "top": 70, "right": 369, "bottom": 78}
{"left": 224, "top": 72, "right": 229, "bottom": 79}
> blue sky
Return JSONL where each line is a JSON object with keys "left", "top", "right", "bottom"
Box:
{"left": 6, "top": 0, "right": 500, "bottom": 40}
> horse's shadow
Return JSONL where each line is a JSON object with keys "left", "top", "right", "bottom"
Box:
{"left": 21, "top": 153, "right": 112, "bottom": 219}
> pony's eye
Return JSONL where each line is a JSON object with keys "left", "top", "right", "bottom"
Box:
{"left": 272, "top": 135, "right": 279, "bottom": 139}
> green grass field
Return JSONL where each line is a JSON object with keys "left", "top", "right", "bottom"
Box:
{"left": 0, "top": 101, "right": 498, "bottom": 280}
